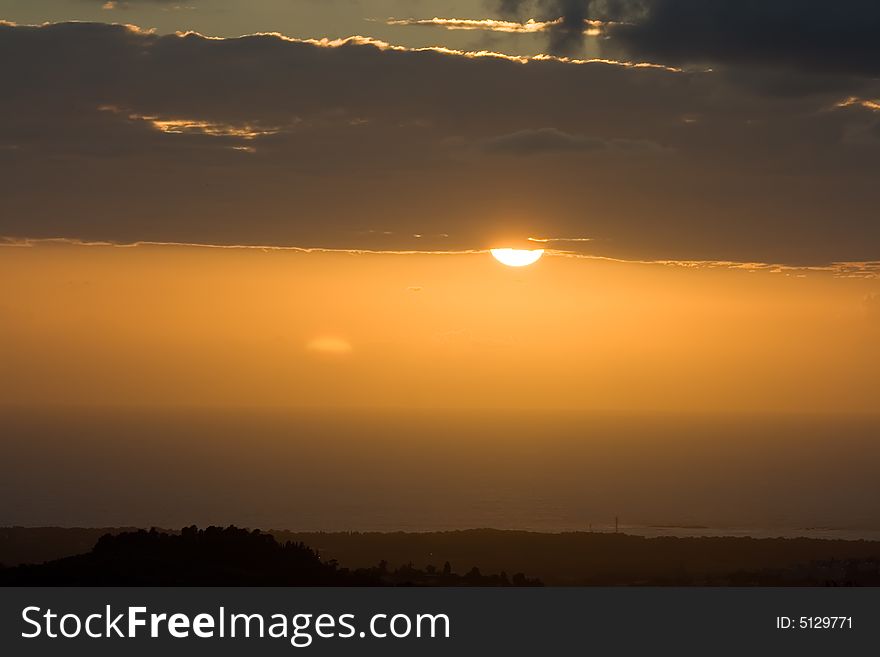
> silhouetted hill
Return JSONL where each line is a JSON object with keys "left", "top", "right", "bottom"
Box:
{"left": 277, "top": 529, "right": 880, "bottom": 585}
{"left": 3, "top": 526, "right": 880, "bottom": 585}
{"left": 0, "top": 526, "right": 140, "bottom": 566}
{"left": 0, "top": 527, "right": 378, "bottom": 586}
{"left": 0, "top": 526, "right": 541, "bottom": 586}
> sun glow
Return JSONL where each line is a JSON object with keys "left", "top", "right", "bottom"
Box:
{"left": 490, "top": 248, "right": 544, "bottom": 267}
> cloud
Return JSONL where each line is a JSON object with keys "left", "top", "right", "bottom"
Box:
{"left": 94, "top": 0, "right": 191, "bottom": 9}
{"left": 528, "top": 236, "right": 593, "bottom": 243}
{"left": 484, "top": 127, "right": 605, "bottom": 154}
{"left": 386, "top": 16, "right": 604, "bottom": 36}
{"left": 491, "top": 1, "right": 880, "bottom": 79}
{"left": 98, "top": 105, "right": 285, "bottom": 139}
{"left": 836, "top": 97, "right": 880, "bottom": 113}
{"left": 4, "top": 237, "right": 878, "bottom": 279}
{"left": 0, "top": 20, "right": 879, "bottom": 266}
{"left": 604, "top": 0, "right": 880, "bottom": 77}
{"left": 387, "top": 17, "right": 554, "bottom": 33}
{"left": 494, "top": 0, "right": 601, "bottom": 55}
{"left": 483, "top": 127, "right": 667, "bottom": 155}
{"left": 0, "top": 236, "right": 485, "bottom": 256}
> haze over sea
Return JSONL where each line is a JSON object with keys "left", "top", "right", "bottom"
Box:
{"left": 3, "top": 408, "right": 878, "bottom": 539}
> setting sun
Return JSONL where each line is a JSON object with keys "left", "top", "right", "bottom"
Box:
{"left": 490, "top": 248, "right": 544, "bottom": 267}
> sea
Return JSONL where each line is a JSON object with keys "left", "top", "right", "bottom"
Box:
{"left": 2, "top": 407, "right": 878, "bottom": 539}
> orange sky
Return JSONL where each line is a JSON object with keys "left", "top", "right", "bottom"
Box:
{"left": 2, "top": 241, "right": 877, "bottom": 413}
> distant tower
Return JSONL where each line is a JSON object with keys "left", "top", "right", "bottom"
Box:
{"left": 615, "top": 516, "right": 619, "bottom": 533}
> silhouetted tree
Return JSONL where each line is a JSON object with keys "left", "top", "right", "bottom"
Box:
{"left": 0, "top": 527, "right": 380, "bottom": 586}
{"left": 0, "top": 527, "right": 543, "bottom": 587}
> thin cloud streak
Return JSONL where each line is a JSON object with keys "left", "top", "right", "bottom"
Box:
{"left": 282, "top": 33, "right": 682, "bottom": 71}
{"left": 97, "top": 104, "right": 287, "bottom": 139}
{"left": 553, "top": 251, "right": 880, "bottom": 278}
{"left": 528, "top": 236, "right": 594, "bottom": 242}
{"left": 385, "top": 17, "right": 605, "bottom": 37}
{"left": 3, "top": 237, "right": 877, "bottom": 278}
{"left": 835, "top": 96, "right": 880, "bottom": 112}
{"left": 7, "top": 21, "right": 680, "bottom": 72}
{"left": 0, "top": 236, "right": 485, "bottom": 256}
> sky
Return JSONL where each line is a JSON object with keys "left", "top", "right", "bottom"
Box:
{"left": 1, "top": 0, "right": 879, "bottom": 412}
{"left": 2, "top": 242, "right": 878, "bottom": 412}
{"left": 1, "top": 1, "right": 879, "bottom": 532}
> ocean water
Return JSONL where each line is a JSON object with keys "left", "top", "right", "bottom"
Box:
{"left": 2, "top": 408, "right": 879, "bottom": 537}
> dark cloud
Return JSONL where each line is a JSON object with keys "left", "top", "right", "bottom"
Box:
{"left": 0, "top": 21, "right": 879, "bottom": 266}
{"left": 606, "top": 0, "right": 880, "bottom": 78}
{"left": 544, "top": 1, "right": 591, "bottom": 56}
{"left": 86, "top": 0, "right": 184, "bottom": 7}
{"left": 485, "top": 127, "right": 606, "bottom": 154}
{"left": 495, "top": 0, "right": 596, "bottom": 55}
{"left": 483, "top": 127, "right": 667, "bottom": 155}
{"left": 494, "top": 1, "right": 880, "bottom": 77}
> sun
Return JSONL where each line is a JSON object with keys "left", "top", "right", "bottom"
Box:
{"left": 490, "top": 248, "right": 544, "bottom": 267}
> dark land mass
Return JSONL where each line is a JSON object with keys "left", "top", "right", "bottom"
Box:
{"left": 279, "top": 530, "right": 880, "bottom": 585}
{"left": 0, "top": 527, "right": 539, "bottom": 587}
{"left": 2, "top": 527, "right": 880, "bottom": 586}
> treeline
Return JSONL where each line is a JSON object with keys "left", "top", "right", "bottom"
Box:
{"left": 0, "top": 526, "right": 540, "bottom": 586}
{"left": 3, "top": 526, "right": 880, "bottom": 585}
{"left": 277, "top": 529, "right": 880, "bottom": 585}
